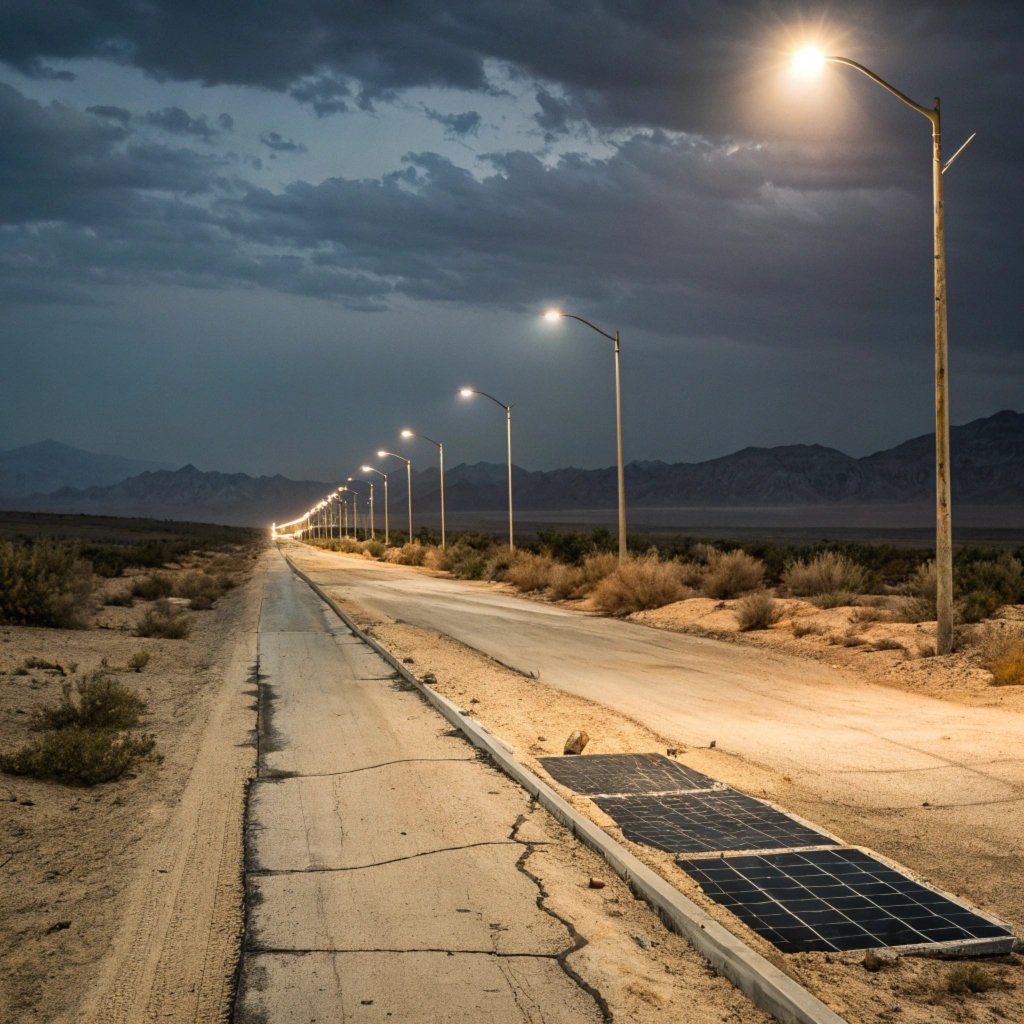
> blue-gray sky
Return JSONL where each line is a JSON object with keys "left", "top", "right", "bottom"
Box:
{"left": 1, "top": 1, "right": 1021, "bottom": 479}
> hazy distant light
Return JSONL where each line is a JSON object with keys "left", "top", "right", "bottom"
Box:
{"left": 459, "top": 387, "right": 474, "bottom": 397}
{"left": 401, "top": 429, "right": 414, "bottom": 437}
{"left": 543, "top": 309, "right": 562, "bottom": 321}
{"left": 360, "top": 464, "right": 373, "bottom": 472}
{"left": 376, "top": 450, "right": 387, "bottom": 458}
{"left": 792, "top": 47, "right": 826, "bottom": 75}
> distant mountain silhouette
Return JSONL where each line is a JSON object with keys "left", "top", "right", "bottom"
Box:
{"left": 9, "top": 411, "right": 1024, "bottom": 528}
{"left": 0, "top": 440, "right": 176, "bottom": 498}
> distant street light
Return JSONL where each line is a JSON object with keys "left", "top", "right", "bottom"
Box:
{"left": 347, "top": 477, "right": 374, "bottom": 539}
{"left": 361, "top": 465, "right": 389, "bottom": 544}
{"left": 378, "top": 450, "right": 413, "bottom": 542}
{"left": 544, "top": 309, "right": 627, "bottom": 561}
{"left": 402, "top": 429, "right": 446, "bottom": 549}
{"left": 460, "top": 387, "right": 515, "bottom": 551}
{"left": 792, "top": 49, "right": 974, "bottom": 655}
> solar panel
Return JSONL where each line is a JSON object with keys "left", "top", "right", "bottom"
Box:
{"left": 678, "top": 849, "right": 1014, "bottom": 954}
{"left": 594, "top": 789, "right": 839, "bottom": 854}
{"left": 538, "top": 753, "right": 716, "bottom": 795}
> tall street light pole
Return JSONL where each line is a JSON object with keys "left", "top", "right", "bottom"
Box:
{"left": 544, "top": 309, "right": 627, "bottom": 562}
{"left": 402, "top": 429, "right": 446, "bottom": 549}
{"left": 792, "top": 49, "right": 973, "bottom": 655}
{"left": 460, "top": 387, "right": 515, "bottom": 551}
{"left": 361, "top": 466, "right": 388, "bottom": 545}
{"left": 378, "top": 450, "right": 413, "bottom": 542}
{"left": 347, "top": 477, "right": 374, "bottom": 539}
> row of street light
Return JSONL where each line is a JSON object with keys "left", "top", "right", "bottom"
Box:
{"left": 276, "top": 48, "right": 967, "bottom": 654}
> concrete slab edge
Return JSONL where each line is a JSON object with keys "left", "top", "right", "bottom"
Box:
{"left": 285, "top": 555, "right": 850, "bottom": 1024}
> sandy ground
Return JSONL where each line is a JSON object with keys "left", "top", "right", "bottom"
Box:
{"left": 0, "top": 545, "right": 264, "bottom": 1024}
{"left": 306, "top": 550, "right": 1024, "bottom": 1024}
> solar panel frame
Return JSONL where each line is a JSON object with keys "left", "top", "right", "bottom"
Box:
{"left": 678, "top": 848, "right": 1014, "bottom": 954}
{"left": 538, "top": 753, "right": 717, "bottom": 795}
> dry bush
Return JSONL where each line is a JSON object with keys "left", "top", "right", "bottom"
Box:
{"left": 701, "top": 550, "right": 764, "bottom": 599}
{"left": 137, "top": 600, "right": 191, "bottom": 639}
{"left": 445, "top": 545, "right": 489, "bottom": 580}
{"left": 782, "top": 552, "right": 866, "bottom": 597}
{"left": 0, "top": 540, "right": 93, "bottom": 628}
{"left": 811, "top": 590, "right": 860, "bottom": 609}
{"left": 422, "top": 545, "right": 448, "bottom": 571}
{"left": 578, "top": 551, "right": 619, "bottom": 591}
{"left": 871, "top": 638, "right": 907, "bottom": 653}
{"left": 947, "top": 964, "right": 995, "bottom": 995}
{"left": 547, "top": 563, "right": 585, "bottom": 599}
{"left": 893, "top": 562, "right": 937, "bottom": 623}
{"left": 130, "top": 573, "right": 175, "bottom": 601}
{"left": 735, "top": 591, "right": 783, "bottom": 631}
{"left": 105, "top": 589, "right": 134, "bottom": 607}
{"left": 590, "top": 553, "right": 690, "bottom": 615}
{"left": 981, "top": 634, "right": 1024, "bottom": 686}
{"left": 36, "top": 673, "right": 146, "bottom": 731}
{"left": 851, "top": 605, "right": 891, "bottom": 623}
{"left": 792, "top": 620, "right": 822, "bottom": 638}
{"left": 0, "top": 727, "right": 156, "bottom": 785}
{"left": 505, "top": 551, "right": 557, "bottom": 593}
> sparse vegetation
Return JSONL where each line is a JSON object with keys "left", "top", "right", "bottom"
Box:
{"left": 946, "top": 963, "right": 996, "bottom": 995}
{"left": 0, "top": 727, "right": 156, "bottom": 785}
{"left": 0, "top": 539, "right": 93, "bottom": 628}
{"left": 701, "top": 549, "right": 764, "bottom": 599}
{"left": 36, "top": 673, "right": 147, "bottom": 731}
{"left": 590, "top": 553, "right": 690, "bottom": 615}
{"left": 505, "top": 551, "right": 558, "bottom": 593}
{"left": 982, "top": 635, "right": 1024, "bottom": 686}
{"left": 791, "top": 620, "right": 821, "bottom": 638}
{"left": 735, "top": 591, "right": 783, "bottom": 631}
{"left": 783, "top": 552, "right": 866, "bottom": 598}
{"left": 130, "top": 573, "right": 175, "bottom": 601}
{"left": 127, "top": 651, "right": 151, "bottom": 672}
{"left": 137, "top": 600, "right": 191, "bottom": 639}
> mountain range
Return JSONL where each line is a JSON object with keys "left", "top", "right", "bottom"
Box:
{"left": 3, "top": 411, "right": 1024, "bottom": 529}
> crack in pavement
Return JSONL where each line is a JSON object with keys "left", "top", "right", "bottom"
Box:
{"left": 278, "top": 756, "right": 478, "bottom": 780}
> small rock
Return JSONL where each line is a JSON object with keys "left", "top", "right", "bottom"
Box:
{"left": 46, "top": 921, "right": 71, "bottom": 935}
{"left": 922, "top": 801, "right": 930, "bottom": 807}
{"left": 563, "top": 730, "right": 590, "bottom": 755}
{"left": 708, "top": 740, "right": 716, "bottom": 749}
{"left": 588, "top": 878, "right": 606, "bottom": 889}
{"left": 422, "top": 672, "right": 437, "bottom": 684}
{"left": 632, "top": 934, "right": 653, "bottom": 950}
{"left": 666, "top": 747, "right": 679, "bottom": 757}
{"left": 19, "top": 799, "right": 34, "bottom": 807}
{"left": 402, "top": 656, "right": 415, "bottom": 664}
{"left": 360, "top": 999, "right": 374, "bottom": 1005}
{"left": 862, "top": 950, "right": 886, "bottom": 972}
{"left": 537, "top": 735, "right": 546, "bottom": 742}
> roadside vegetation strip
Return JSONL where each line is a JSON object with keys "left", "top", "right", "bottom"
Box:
{"left": 284, "top": 553, "right": 850, "bottom": 1024}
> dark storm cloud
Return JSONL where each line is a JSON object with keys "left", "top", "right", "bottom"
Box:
{"left": 143, "top": 105, "right": 221, "bottom": 139}
{"left": 87, "top": 103, "right": 131, "bottom": 123}
{"left": 423, "top": 107, "right": 482, "bottom": 138}
{"left": 260, "top": 131, "right": 307, "bottom": 154}
{"left": 3, "top": 2, "right": 1020, "bottom": 145}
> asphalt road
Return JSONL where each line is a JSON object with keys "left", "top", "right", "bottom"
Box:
{"left": 286, "top": 543, "right": 1024, "bottom": 926}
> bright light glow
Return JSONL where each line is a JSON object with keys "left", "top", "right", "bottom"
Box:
{"left": 360, "top": 465, "right": 373, "bottom": 472}
{"left": 401, "top": 429, "right": 414, "bottom": 437}
{"left": 791, "top": 47, "right": 826, "bottom": 75}
{"left": 459, "top": 387, "right": 474, "bottom": 397}
{"left": 377, "top": 450, "right": 387, "bottom": 457}
{"left": 543, "top": 309, "right": 562, "bottom": 321}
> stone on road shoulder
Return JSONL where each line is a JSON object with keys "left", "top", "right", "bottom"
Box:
{"left": 236, "top": 555, "right": 603, "bottom": 1023}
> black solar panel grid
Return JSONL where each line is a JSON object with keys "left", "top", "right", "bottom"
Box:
{"left": 594, "top": 789, "right": 839, "bottom": 853}
{"left": 538, "top": 753, "right": 717, "bottom": 795}
{"left": 678, "top": 849, "right": 1013, "bottom": 953}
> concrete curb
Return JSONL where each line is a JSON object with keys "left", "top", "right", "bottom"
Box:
{"left": 286, "top": 554, "right": 849, "bottom": 1024}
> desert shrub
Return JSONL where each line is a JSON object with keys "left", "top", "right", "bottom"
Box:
{"left": 702, "top": 550, "right": 764, "bottom": 599}
{"left": 534, "top": 528, "right": 615, "bottom": 566}
{"left": 0, "top": 727, "right": 156, "bottom": 785}
{"left": 947, "top": 964, "right": 995, "bottom": 995}
{"left": 0, "top": 540, "right": 93, "bottom": 628}
{"left": 577, "top": 552, "right": 619, "bottom": 592}
{"left": 735, "top": 592, "right": 783, "bottom": 631}
{"left": 792, "top": 621, "right": 822, "bottom": 638}
{"left": 131, "top": 573, "right": 174, "bottom": 601}
{"left": 894, "top": 561, "right": 938, "bottom": 622}
{"left": 871, "top": 638, "right": 907, "bottom": 653}
{"left": 36, "top": 673, "right": 146, "bottom": 731}
{"left": 105, "top": 589, "right": 134, "bottom": 607}
{"left": 445, "top": 544, "right": 489, "bottom": 580}
{"left": 782, "top": 552, "right": 867, "bottom": 597}
{"left": 811, "top": 590, "right": 860, "bottom": 609}
{"left": 484, "top": 548, "right": 515, "bottom": 581}
{"left": 955, "top": 552, "right": 1024, "bottom": 623}
{"left": 982, "top": 635, "right": 1024, "bottom": 686}
{"left": 127, "top": 651, "right": 151, "bottom": 672}
{"left": 391, "top": 543, "right": 426, "bottom": 566}
{"left": 137, "top": 600, "right": 191, "bottom": 639}
{"left": 361, "top": 539, "right": 386, "bottom": 558}
{"left": 505, "top": 551, "right": 557, "bottom": 592}
{"left": 547, "top": 563, "right": 585, "bottom": 599}
{"left": 590, "top": 553, "right": 690, "bottom": 615}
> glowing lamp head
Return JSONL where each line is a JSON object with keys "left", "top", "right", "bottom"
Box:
{"left": 459, "top": 387, "right": 473, "bottom": 398}
{"left": 401, "top": 429, "right": 414, "bottom": 438}
{"left": 360, "top": 465, "right": 373, "bottom": 472}
{"left": 543, "top": 309, "right": 562, "bottom": 322}
{"left": 792, "top": 47, "right": 826, "bottom": 75}
{"left": 376, "top": 450, "right": 387, "bottom": 458}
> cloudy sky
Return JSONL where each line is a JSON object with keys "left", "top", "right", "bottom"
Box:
{"left": 1, "top": 1, "right": 1021, "bottom": 480}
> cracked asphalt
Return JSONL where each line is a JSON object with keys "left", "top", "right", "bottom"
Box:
{"left": 233, "top": 555, "right": 607, "bottom": 1023}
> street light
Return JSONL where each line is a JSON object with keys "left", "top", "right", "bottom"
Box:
{"left": 361, "top": 465, "right": 389, "bottom": 545}
{"left": 402, "top": 429, "right": 446, "bottom": 549}
{"left": 347, "top": 477, "right": 374, "bottom": 540}
{"left": 792, "top": 49, "right": 974, "bottom": 655}
{"left": 460, "top": 387, "right": 514, "bottom": 551}
{"left": 544, "top": 309, "right": 627, "bottom": 561}
{"left": 378, "top": 450, "right": 413, "bottom": 542}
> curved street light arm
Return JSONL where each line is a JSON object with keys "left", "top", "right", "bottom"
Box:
{"left": 559, "top": 313, "right": 617, "bottom": 344}
{"left": 462, "top": 387, "right": 511, "bottom": 412}
{"left": 826, "top": 56, "right": 935, "bottom": 122}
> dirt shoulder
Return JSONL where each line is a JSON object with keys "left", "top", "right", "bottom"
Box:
{"left": 0, "top": 545, "right": 264, "bottom": 1023}
{"left": 303, "top": 548, "right": 1022, "bottom": 1024}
